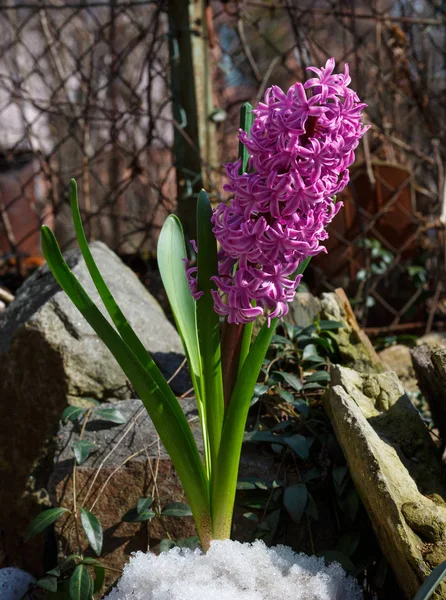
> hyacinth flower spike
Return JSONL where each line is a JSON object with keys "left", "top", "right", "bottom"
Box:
{"left": 41, "top": 58, "right": 368, "bottom": 549}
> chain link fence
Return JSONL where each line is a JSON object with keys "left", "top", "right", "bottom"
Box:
{"left": 0, "top": 0, "right": 445, "bottom": 331}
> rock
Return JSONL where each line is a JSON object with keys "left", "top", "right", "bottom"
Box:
{"left": 379, "top": 334, "right": 446, "bottom": 397}
{"left": 0, "top": 242, "right": 189, "bottom": 575}
{"left": 49, "top": 398, "right": 276, "bottom": 588}
{"left": 0, "top": 567, "right": 35, "bottom": 600}
{"left": 286, "top": 292, "right": 322, "bottom": 328}
{"left": 321, "top": 289, "right": 384, "bottom": 373}
{"left": 411, "top": 346, "right": 446, "bottom": 444}
{"left": 325, "top": 365, "right": 446, "bottom": 599}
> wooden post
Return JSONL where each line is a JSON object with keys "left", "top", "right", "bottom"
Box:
{"left": 168, "top": 0, "right": 217, "bottom": 241}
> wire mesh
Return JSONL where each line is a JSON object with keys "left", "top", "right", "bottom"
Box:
{"left": 0, "top": 0, "right": 445, "bottom": 330}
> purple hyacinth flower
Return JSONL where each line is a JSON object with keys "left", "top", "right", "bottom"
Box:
{"left": 186, "top": 58, "right": 369, "bottom": 324}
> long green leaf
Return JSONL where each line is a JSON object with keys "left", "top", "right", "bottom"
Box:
{"left": 79, "top": 508, "right": 103, "bottom": 556}
{"left": 157, "top": 215, "right": 201, "bottom": 382}
{"left": 157, "top": 215, "right": 210, "bottom": 475}
{"left": 238, "top": 102, "right": 254, "bottom": 174}
{"left": 413, "top": 561, "right": 446, "bottom": 600}
{"left": 25, "top": 507, "right": 69, "bottom": 540}
{"left": 211, "top": 317, "right": 278, "bottom": 538}
{"left": 69, "top": 179, "right": 170, "bottom": 396}
{"left": 41, "top": 226, "right": 211, "bottom": 547}
{"left": 69, "top": 565, "right": 93, "bottom": 600}
{"left": 196, "top": 189, "right": 224, "bottom": 472}
{"left": 237, "top": 103, "right": 255, "bottom": 371}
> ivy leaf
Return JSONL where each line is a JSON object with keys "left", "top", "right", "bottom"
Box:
{"left": 277, "top": 389, "right": 294, "bottom": 403}
{"left": 161, "top": 502, "right": 193, "bottom": 517}
{"left": 81, "top": 558, "right": 106, "bottom": 594}
{"left": 303, "top": 382, "right": 325, "bottom": 391}
{"left": 290, "top": 399, "right": 309, "bottom": 418}
{"left": 160, "top": 539, "right": 176, "bottom": 552}
{"left": 283, "top": 483, "right": 307, "bottom": 523}
{"left": 94, "top": 408, "right": 126, "bottom": 424}
{"left": 273, "top": 371, "right": 302, "bottom": 391}
{"left": 318, "top": 320, "right": 344, "bottom": 330}
{"left": 69, "top": 564, "right": 93, "bottom": 600}
{"left": 284, "top": 434, "right": 309, "bottom": 460}
{"left": 62, "top": 406, "right": 86, "bottom": 424}
{"left": 36, "top": 575, "right": 58, "bottom": 592}
{"left": 79, "top": 508, "right": 103, "bottom": 556}
{"left": 122, "top": 508, "right": 156, "bottom": 522}
{"left": 72, "top": 441, "right": 97, "bottom": 465}
{"left": 305, "top": 370, "right": 330, "bottom": 383}
{"left": 25, "top": 507, "right": 69, "bottom": 540}
{"left": 302, "top": 344, "right": 323, "bottom": 362}
{"left": 137, "top": 497, "right": 153, "bottom": 514}
{"left": 93, "top": 566, "right": 105, "bottom": 594}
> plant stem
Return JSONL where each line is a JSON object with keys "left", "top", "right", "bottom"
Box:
{"left": 221, "top": 322, "right": 245, "bottom": 410}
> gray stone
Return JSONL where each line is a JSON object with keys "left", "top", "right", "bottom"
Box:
{"left": 411, "top": 345, "right": 446, "bottom": 444}
{"left": 326, "top": 365, "right": 446, "bottom": 599}
{"left": 0, "top": 241, "right": 188, "bottom": 575}
{"left": 0, "top": 568, "right": 35, "bottom": 600}
{"left": 286, "top": 292, "right": 322, "bottom": 328}
{"left": 49, "top": 398, "right": 276, "bottom": 588}
{"left": 0, "top": 241, "right": 188, "bottom": 399}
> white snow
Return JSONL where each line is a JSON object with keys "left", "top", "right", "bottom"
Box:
{"left": 105, "top": 539, "right": 363, "bottom": 600}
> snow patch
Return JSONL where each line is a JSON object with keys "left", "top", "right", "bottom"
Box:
{"left": 105, "top": 539, "right": 363, "bottom": 600}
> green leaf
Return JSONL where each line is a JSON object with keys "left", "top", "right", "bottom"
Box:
{"left": 157, "top": 215, "right": 201, "bottom": 384}
{"left": 271, "top": 334, "right": 292, "bottom": 347}
{"left": 79, "top": 508, "right": 103, "bottom": 556}
{"left": 59, "top": 555, "right": 82, "bottom": 573}
{"left": 62, "top": 406, "right": 86, "bottom": 424}
{"left": 94, "top": 408, "right": 126, "bottom": 424}
{"left": 196, "top": 189, "right": 224, "bottom": 471}
{"left": 161, "top": 502, "right": 193, "bottom": 517}
{"left": 93, "top": 566, "right": 105, "bottom": 595}
{"left": 122, "top": 508, "right": 156, "bottom": 522}
{"left": 285, "top": 434, "right": 309, "bottom": 460}
{"left": 238, "top": 102, "right": 254, "bottom": 174}
{"left": 25, "top": 507, "right": 69, "bottom": 540}
{"left": 318, "top": 320, "right": 344, "bottom": 330}
{"left": 80, "top": 557, "right": 103, "bottom": 567}
{"left": 212, "top": 318, "right": 279, "bottom": 539}
{"left": 253, "top": 384, "right": 269, "bottom": 398}
{"left": 160, "top": 539, "right": 176, "bottom": 552}
{"left": 302, "top": 344, "right": 323, "bottom": 362}
{"left": 290, "top": 399, "right": 309, "bottom": 418}
{"left": 72, "top": 441, "right": 97, "bottom": 465}
{"left": 137, "top": 497, "right": 153, "bottom": 514}
{"left": 302, "top": 382, "right": 325, "bottom": 391}
{"left": 413, "top": 561, "right": 446, "bottom": 600}
{"left": 305, "top": 371, "right": 330, "bottom": 383}
{"left": 277, "top": 389, "right": 294, "bottom": 403}
{"left": 333, "top": 465, "right": 348, "bottom": 486}
{"left": 80, "top": 558, "right": 106, "bottom": 594}
{"left": 37, "top": 575, "right": 58, "bottom": 592}
{"left": 40, "top": 225, "right": 210, "bottom": 548}
{"left": 69, "top": 179, "right": 160, "bottom": 379}
{"left": 69, "top": 564, "right": 93, "bottom": 600}
{"left": 175, "top": 536, "right": 200, "bottom": 549}
{"left": 244, "top": 430, "right": 279, "bottom": 444}
{"left": 274, "top": 371, "right": 302, "bottom": 391}
{"left": 283, "top": 483, "right": 308, "bottom": 523}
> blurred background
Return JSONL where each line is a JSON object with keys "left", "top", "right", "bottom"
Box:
{"left": 0, "top": 0, "right": 445, "bottom": 336}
